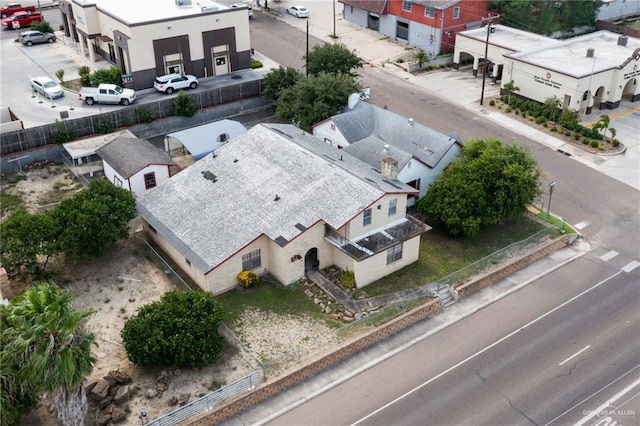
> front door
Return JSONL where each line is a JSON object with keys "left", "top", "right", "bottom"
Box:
{"left": 305, "top": 248, "right": 318, "bottom": 275}
{"left": 211, "top": 45, "right": 230, "bottom": 76}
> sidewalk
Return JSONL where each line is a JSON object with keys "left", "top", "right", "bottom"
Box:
{"left": 220, "top": 241, "right": 588, "bottom": 426}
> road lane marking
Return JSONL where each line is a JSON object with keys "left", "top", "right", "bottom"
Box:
{"left": 558, "top": 345, "right": 590, "bottom": 366}
{"left": 351, "top": 271, "right": 623, "bottom": 426}
{"left": 621, "top": 260, "right": 640, "bottom": 273}
{"left": 573, "top": 372, "right": 640, "bottom": 426}
{"left": 599, "top": 251, "right": 619, "bottom": 261}
{"left": 574, "top": 221, "right": 590, "bottom": 230}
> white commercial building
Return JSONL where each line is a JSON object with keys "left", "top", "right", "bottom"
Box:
{"left": 58, "top": 0, "right": 252, "bottom": 90}
{"left": 454, "top": 25, "right": 640, "bottom": 115}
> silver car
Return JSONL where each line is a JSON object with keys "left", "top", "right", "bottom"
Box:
{"left": 19, "top": 30, "right": 56, "bottom": 46}
{"left": 30, "top": 76, "right": 64, "bottom": 99}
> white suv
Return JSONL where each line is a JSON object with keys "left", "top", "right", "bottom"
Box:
{"left": 153, "top": 74, "right": 198, "bottom": 94}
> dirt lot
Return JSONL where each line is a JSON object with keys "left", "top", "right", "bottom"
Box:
{"left": 1, "top": 164, "right": 336, "bottom": 426}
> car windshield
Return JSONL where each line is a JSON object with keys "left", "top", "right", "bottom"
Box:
{"left": 43, "top": 81, "right": 57, "bottom": 88}
{"left": 114, "top": 86, "right": 124, "bottom": 94}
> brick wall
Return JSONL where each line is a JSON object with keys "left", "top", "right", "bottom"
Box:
{"left": 456, "top": 235, "right": 569, "bottom": 299}
{"left": 188, "top": 298, "right": 442, "bottom": 425}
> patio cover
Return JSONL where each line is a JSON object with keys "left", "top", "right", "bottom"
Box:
{"left": 63, "top": 130, "right": 138, "bottom": 163}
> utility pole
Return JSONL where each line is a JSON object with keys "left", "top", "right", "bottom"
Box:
{"left": 479, "top": 16, "right": 497, "bottom": 106}
{"left": 306, "top": 20, "right": 309, "bottom": 76}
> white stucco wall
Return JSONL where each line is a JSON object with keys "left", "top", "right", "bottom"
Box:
{"left": 353, "top": 235, "right": 421, "bottom": 288}
{"left": 102, "top": 161, "right": 129, "bottom": 192}
{"left": 341, "top": 3, "right": 369, "bottom": 28}
{"left": 312, "top": 120, "right": 350, "bottom": 148}
{"left": 129, "top": 165, "right": 170, "bottom": 198}
{"left": 346, "top": 193, "right": 408, "bottom": 240}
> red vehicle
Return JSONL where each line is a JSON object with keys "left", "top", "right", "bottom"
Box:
{"left": 0, "top": 3, "right": 36, "bottom": 19}
{"left": 1, "top": 12, "right": 42, "bottom": 29}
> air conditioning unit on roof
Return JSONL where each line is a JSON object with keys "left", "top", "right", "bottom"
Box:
{"left": 201, "top": 5, "right": 218, "bottom": 12}
{"left": 176, "top": 0, "right": 192, "bottom": 7}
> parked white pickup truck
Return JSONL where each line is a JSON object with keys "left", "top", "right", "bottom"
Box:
{"left": 78, "top": 84, "right": 136, "bottom": 105}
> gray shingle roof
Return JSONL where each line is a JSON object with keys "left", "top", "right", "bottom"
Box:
{"left": 137, "top": 124, "right": 417, "bottom": 274}
{"left": 96, "top": 138, "right": 176, "bottom": 178}
{"left": 331, "top": 102, "right": 460, "bottom": 168}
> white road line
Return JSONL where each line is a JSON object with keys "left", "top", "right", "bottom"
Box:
{"left": 544, "top": 364, "right": 640, "bottom": 425}
{"left": 350, "top": 271, "right": 623, "bottom": 426}
{"left": 621, "top": 260, "right": 640, "bottom": 273}
{"left": 558, "top": 345, "right": 590, "bottom": 366}
{"left": 599, "top": 250, "right": 619, "bottom": 261}
{"left": 573, "top": 375, "right": 640, "bottom": 426}
{"left": 574, "top": 221, "right": 590, "bottom": 230}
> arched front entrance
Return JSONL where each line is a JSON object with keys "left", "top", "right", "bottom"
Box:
{"left": 304, "top": 248, "right": 319, "bottom": 275}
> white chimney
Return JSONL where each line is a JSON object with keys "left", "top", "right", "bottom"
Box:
{"left": 381, "top": 157, "right": 398, "bottom": 180}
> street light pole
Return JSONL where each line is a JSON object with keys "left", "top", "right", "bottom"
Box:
{"left": 547, "top": 180, "right": 557, "bottom": 218}
{"left": 479, "top": 19, "right": 495, "bottom": 106}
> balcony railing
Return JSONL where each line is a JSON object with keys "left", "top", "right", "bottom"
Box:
{"left": 324, "top": 215, "right": 430, "bottom": 261}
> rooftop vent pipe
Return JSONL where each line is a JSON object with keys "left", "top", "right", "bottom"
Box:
{"left": 586, "top": 47, "right": 594, "bottom": 58}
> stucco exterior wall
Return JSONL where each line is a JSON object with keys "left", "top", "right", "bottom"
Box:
{"left": 346, "top": 193, "right": 406, "bottom": 240}
{"left": 353, "top": 235, "right": 421, "bottom": 288}
{"left": 142, "top": 223, "right": 209, "bottom": 291}
{"left": 102, "top": 161, "right": 129, "bottom": 192}
{"left": 205, "top": 235, "right": 271, "bottom": 294}
{"left": 341, "top": 4, "right": 368, "bottom": 28}
{"left": 129, "top": 165, "right": 171, "bottom": 198}
{"left": 312, "top": 120, "right": 349, "bottom": 148}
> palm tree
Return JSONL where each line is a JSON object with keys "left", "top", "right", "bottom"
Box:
{"left": 503, "top": 80, "right": 520, "bottom": 106}
{"left": 3, "top": 283, "right": 96, "bottom": 426}
{"left": 413, "top": 50, "right": 429, "bottom": 69}
{"left": 596, "top": 114, "right": 610, "bottom": 137}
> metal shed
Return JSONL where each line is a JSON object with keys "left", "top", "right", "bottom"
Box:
{"left": 164, "top": 119, "right": 247, "bottom": 160}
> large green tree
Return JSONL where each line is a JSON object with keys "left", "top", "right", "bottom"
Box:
{"left": 275, "top": 72, "right": 361, "bottom": 131}
{"left": 1, "top": 283, "right": 96, "bottom": 426}
{"left": 417, "top": 138, "right": 542, "bottom": 238}
{"left": 304, "top": 42, "right": 363, "bottom": 77}
{"left": 121, "top": 291, "right": 226, "bottom": 369}
{"left": 0, "top": 210, "right": 59, "bottom": 279}
{"left": 50, "top": 179, "right": 136, "bottom": 259}
{"left": 262, "top": 66, "right": 304, "bottom": 101}
{"left": 491, "top": 0, "right": 602, "bottom": 35}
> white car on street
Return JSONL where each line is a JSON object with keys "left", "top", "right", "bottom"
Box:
{"left": 153, "top": 74, "right": 199, "bottom": 94}
{"left": 30, "top": 76, "right": 64, "bottom": 99}
{"left": 230, "top": 3, "right": 253, "bottom": 18}
{"left": 287, "top": 5, "right": 309, "bottom": 18}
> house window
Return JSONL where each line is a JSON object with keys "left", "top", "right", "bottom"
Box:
{"left": 144, "top": 172, "right": 157, "bottom": 189}
{"left": 242, "top": 249, "right": 261, "bottom": 270}
{"left": 388, "top": 198, "right": 397, "bottom": 216}
{"left": 113, "top": 176, "right": 122, "bottom": 187}
{"left": 363, "top": 208, "right": 372, "bottom": 226}
{"left": 324, "top": 137, "right": 332, "bottom": 146}
{"left": 424, "top": 6, "right": 435, "bottom": 18}
{"left": 387, "top": 243, "right": 403, "bottom": 264}
{"left": 185, "top": 258, "right": 191, "bottom": 266}
{"left": 148, "top": 224, "right": 157, "bottom": 234}
{"left": 452, "top": 6, "right": 460, "bottom": 19}
{"left": 402, "top": 1, "right": 412, "bottom": 12}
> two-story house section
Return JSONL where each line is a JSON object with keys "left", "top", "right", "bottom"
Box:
{"left": 312, "top": 101, "right": 462, "bottom": 206}
{"left": 136, "top": 123, "right": 431, "bottom": 295}
{"left": 58, "top": 0, "right": 251, "bottom": 90}
{"left": 340, "top": 0, "right": 490, "bottom": 55}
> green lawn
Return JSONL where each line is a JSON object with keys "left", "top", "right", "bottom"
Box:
{"left": 363, "top": 215, "right": 550, "bottom": 296}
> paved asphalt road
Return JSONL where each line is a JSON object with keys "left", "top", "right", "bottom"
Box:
{"left": 269, "top": 257, "right": 639, "bottom": 426}
{"left": 240, "top": 10, "right": 640, "bottom": 426}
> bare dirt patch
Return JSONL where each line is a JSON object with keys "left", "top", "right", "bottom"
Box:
{"left": 2, "top": 164, "right": 335, "bottom": 426}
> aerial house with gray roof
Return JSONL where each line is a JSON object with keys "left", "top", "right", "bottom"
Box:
{"left": 96, "top": 137, "right": 177, "bottom": 198}
{"left": 312, "top": 101, "right": 462, "bottom": 205}
{"left": 136, "top": 123, "right": 431, "bottom": 295}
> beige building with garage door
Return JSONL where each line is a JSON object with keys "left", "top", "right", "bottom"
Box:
{"left": 58, "top": 0, "right": 252, "bottom": 90}
{"left": 454, "top": 25, "right": 640, "bottom": 115}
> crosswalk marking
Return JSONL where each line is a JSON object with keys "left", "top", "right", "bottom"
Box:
{"left": 600, "top": 250, "right": 619, "bottom": 261}
{"left": 574, "top": 221, "right": 590, "bottom": 230}
{"left": 621, "top": 260, "right": 640, "bottom": 273}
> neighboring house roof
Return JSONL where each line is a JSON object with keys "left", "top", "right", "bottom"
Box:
{"left": 137, "top": 123, "right": 417, "bottom": 274}
{"left": 165, "top": 119, "right": 247, "bottom": 160}
{"left": 331, "top": 102, "right": 461, "bottom": 169}
{"left": 96, "top": 137, "right": 177, "bottom": 178}
{"left": 338, "top": 0, "right": 387, "bottom": 14}
{"left": 412, "top": 0, "right": 461, "bottom": 10}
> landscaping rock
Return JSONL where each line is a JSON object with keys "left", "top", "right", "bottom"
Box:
{"left": 113, "top": 385, "right": 130, "bottom": 404}
{"left": 90, "top": 379, "right": 110, "bottom": 401}
{"left": 145, "top": 388, "right": 158, "bottom": 399}
{"left": 109, "top": 370, "right": 132, "bottom": 385}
